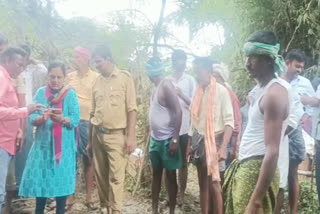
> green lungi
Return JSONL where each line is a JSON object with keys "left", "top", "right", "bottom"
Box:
{"left": 223, "top": 157, "right": 279, "bottom": 214}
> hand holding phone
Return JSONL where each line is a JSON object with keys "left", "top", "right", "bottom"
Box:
{"left": 51, "top": 108, "right": 62, "bottom": 114}
{"left": 50, "top": 108, "right": 63, "bottom": 123}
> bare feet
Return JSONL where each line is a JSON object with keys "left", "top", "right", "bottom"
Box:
{"left": 65, "top": 195, "right": 75, "bottom": 212}
{"left": 177, "top": 193, "right": 185, "bottom": 207}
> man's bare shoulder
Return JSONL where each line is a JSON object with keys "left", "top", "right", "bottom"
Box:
{"left": 161, "top": 78, "right": 175, "bottom": 90}
{"left": 266, "top": 83, "right": 288, "bottom": 100}
{"left": 263, "top": 82, "right": 289, "bottom": 117}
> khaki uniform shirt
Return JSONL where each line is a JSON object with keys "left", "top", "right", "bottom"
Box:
{"left": 90, "top": 67, "right": 137, "bottom": 129}
{"left": 66, "top": 69, "right": 99, "bottom": 121}
{"left": 189, "top": 83, "right": 234, "bottom": 136}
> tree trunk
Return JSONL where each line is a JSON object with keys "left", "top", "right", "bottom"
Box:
{"left": 153, "top": 0, "right": 166, "bottom": 57}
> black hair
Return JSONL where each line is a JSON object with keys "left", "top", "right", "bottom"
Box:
{"left": 48, "top": 60, "right": 66, "bottom": 76}
{"left": 193, "top": 56, "right": 213, "bottom": 72}
{"left": 172, "top": 49, "right": 186, "bottom": 61}
{"left": 0, "top": 47, "right": 26, "bottom": 62}
{"left": 285, "top": 49, "right": 306, "bottom": 63}
{"left": 19, "top": 44, "right": 31, "bottom": 57}
{"left": 0, "top": 33, "right": 8, "bottom": 45}
{"left": 247, "top": 30, "right": 278, "bottom": 45}
{"left": 92, "top": 45, "right": 112, "bottom": 60}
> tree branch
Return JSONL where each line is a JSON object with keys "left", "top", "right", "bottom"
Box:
{"left": 285, "top": 0, "right": 314, "bottom": 52}
{"left": 105, "top": 9, "right": 154, "bottom": 27}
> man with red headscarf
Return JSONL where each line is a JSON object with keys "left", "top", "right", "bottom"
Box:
{"left": 65, "top": 46, "right": 99, "bottom": 210}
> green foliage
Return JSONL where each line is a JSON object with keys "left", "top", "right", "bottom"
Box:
{"left": 299, "top": 181, "right": 319, "bottom": 213}
{"left": 171, "top": 0, "right": 320, "bottom": 103}
{"left": 169, "top": 0, "right": 236, "bottom": 39}
{"left": 0, "top": 0, "right": 152, "bottom": 68}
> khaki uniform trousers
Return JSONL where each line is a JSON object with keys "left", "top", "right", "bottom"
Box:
{"left": 92, "top": 127, "right": 128, "bottom": 212}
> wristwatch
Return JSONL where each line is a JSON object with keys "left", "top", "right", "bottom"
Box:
{"left": 172, "top": 138, "right": 178, "bottom": 144}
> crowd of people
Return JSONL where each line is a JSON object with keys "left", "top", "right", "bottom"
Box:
{"left": 0, "top": 29, "right": 320, "bottom": 214}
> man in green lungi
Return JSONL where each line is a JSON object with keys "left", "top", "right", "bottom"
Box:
{"left": 223, "top": 30, "right": 291, "bottom": 214}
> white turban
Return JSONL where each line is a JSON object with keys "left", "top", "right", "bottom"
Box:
{"left": 212, "top": 63, "right": 230, "bottom": 83}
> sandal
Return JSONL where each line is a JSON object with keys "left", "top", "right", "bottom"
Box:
{"left": 47, "top": 199, "right": 56, "bottom": 211}
{"left": 86, "top": 201, "right": 98, "bottom": 211}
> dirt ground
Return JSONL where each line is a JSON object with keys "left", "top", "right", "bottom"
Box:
{"left": 10, "top": 164, "right": 201, "bottom": 214}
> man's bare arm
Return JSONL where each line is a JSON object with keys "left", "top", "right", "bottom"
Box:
{"left": 219, "top": 125, "right": 233, "bottom": 161}
{"left": 248, "top": 84, "right": 288, "bottom": 208}
{"left": 301, "top": 95, "right": 320, "bottom": 107}
{"left": 163, "top": 80, "right": 182, "bottom": 140}
{"left": 177, "top": 88, "right": 191, "bottom": 106}
{"left": 126, "top": 110, "right": 137, "bottom": 154}
{"left": 87, "top": 90, "right": 96, "bottom": 157}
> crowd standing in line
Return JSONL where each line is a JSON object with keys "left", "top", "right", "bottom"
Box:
{"left": 1, "top": 29, "right": 320, "bottom": 214}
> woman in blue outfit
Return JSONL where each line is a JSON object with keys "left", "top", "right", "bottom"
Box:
{"left": 19, "top": 61, "right": 80, "bottom": 214}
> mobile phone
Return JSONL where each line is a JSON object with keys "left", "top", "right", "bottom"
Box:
{"left": 51, "top": 108, "right": 62, "bottom": 114}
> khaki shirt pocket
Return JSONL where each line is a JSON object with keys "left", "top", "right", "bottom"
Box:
{"left": 109, "top": 89, "right": 124, "bottom": 107}
{"left": 94, "top": 92, "right": 105, "bottom": 108}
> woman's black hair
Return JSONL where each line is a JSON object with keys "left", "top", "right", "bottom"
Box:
{"left": 48, "top": 60, "right": 66, "bottom": 76}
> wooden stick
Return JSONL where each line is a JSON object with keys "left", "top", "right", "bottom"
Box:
{"left": 132, "top": 133, "right": 150, "bottom": 196}
{"left": 298, "top": 170, "right": 315, "bottom": 177}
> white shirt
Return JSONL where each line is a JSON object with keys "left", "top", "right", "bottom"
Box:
{"left": 169, "top": 73, "right": 196, "bottom": 135}
{"left": 277, "top": 78, "right": 297, "bottom": 188}
{"left": 312, "top": 85, "right": 320, "bottom": 139}
{"left": 279, "top": 78, "right": 297, "bottom": 130}
{"left": 290, "top": 75, "right": 315, "bottom": 119}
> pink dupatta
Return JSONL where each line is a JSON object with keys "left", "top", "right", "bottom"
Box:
{"left": 45, "top": 85, "right": 72, "bottom": 164}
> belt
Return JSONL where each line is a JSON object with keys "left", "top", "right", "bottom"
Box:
{"left": 97, "top": 127, "right": 125, "bottom": 135}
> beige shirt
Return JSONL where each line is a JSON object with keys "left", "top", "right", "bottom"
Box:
{"left": 66, "top": 69, "right": 99, "bottom": 121}
{"left": 189, "top": 83, "right": 234, "bottom": 136}
{"left": 90, "top": 67, "right": 137, "bottom": 129}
